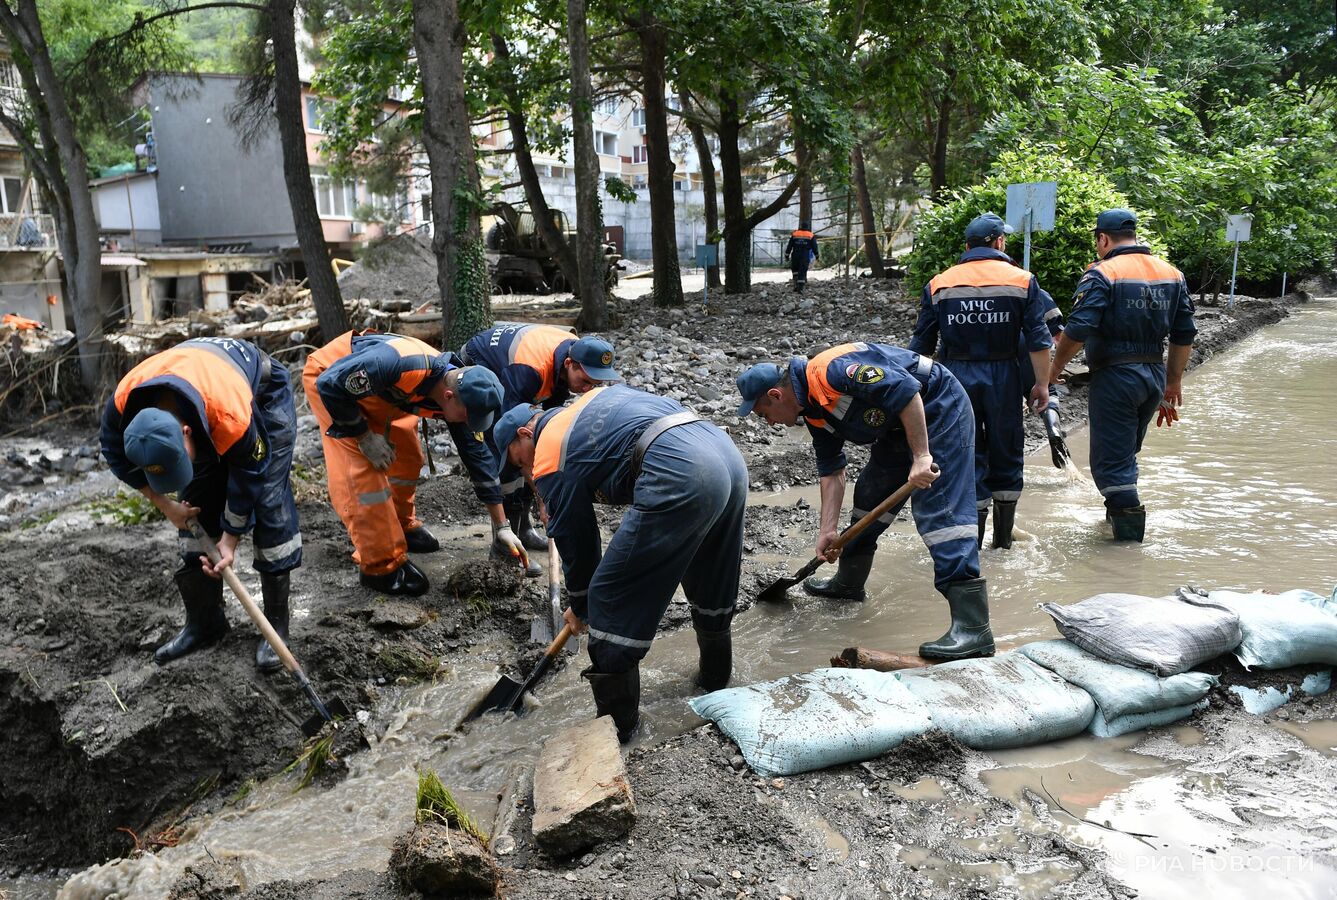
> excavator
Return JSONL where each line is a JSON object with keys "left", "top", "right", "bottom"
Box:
{"left": 484, "top": 201, "right": 621, "bottom": 295}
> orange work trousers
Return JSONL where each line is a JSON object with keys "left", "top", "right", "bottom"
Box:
{"left": 303, "top": 335, "right": 424, "bottom": 576}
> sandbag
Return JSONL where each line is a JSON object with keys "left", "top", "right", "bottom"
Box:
{"left": 1088, "top": 700, "right": 1207, "bottom": 739}
{"left": 895, "top": 654, "right": 1095, "bottom": 750}
{"left": 1039, "top": 593, "right": 1242, "bottom": 676}
{"left": 1187, "top": 588, "right": 1337, "bottom": 670}
{"left": 1020, "top": 639, "right": 1218, "bottom": 720}
{"left": 688, "top": 668, "right": 933, "bottom": 777}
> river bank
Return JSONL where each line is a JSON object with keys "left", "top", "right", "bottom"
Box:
{"left": 0, "top": 279, "right": 1325, "bottom": 898}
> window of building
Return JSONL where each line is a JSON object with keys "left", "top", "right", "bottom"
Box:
{"left": 631, "top": 174, "right": 648, "bottom": 189}
{"left": 674, "top": 179, "right": 688, "bottom": 192}
{"left": 0, "top": 176, "right": 24, "bottom": 214}
{"left": 632, "top": 107, "right": 646, "bottom": 128}
{"left": 597, "top": 97, "right": 620, "bottom": 116}
{"left": 594, "top": 130, "right": 619, "bottom": 156}
{"left": 305, "top": 96, "right": 334, "bottom": 133}
{"left": 632, "top": 144, "right": 647, "bottom": 164}
{"left": 310, "top": 167, "right": 356, "bottom": 218}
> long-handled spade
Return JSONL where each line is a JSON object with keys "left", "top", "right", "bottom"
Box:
{"left": 528, "top": 540, "right": 565, "bottom": 644}
{"left": 188, "top": 521, "right": 350, "bottom": 736}
{"left": 463, "top": 623, "right": 574, "bottom": 722}
{"left": 755, "top": 470, "right": 933, "bottom": 604}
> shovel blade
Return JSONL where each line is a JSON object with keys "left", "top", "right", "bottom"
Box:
{"left": 301, "top": 695, "right": 352, "bottom": 738}
{"left": 756, "top": 576, "right": 801, "bottom": 604}
{"left": 463, "top": 674, "right": 526, "bottom": 722}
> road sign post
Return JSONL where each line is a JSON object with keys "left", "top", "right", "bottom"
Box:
{"left": 1225, "top": 214, "right": 1253, "bottom": 310}
{"left": 1005, "top": 181, "right": 1057, "bottom": 272}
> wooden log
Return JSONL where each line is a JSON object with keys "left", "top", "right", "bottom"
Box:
{"left": 829, "top": 647, "right": 935, "bottom": 672}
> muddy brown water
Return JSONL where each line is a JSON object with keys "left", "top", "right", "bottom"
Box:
{"left": 19, "top": 299, "right": 1337, "bottom": 899}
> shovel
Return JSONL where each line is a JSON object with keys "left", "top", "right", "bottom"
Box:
{"left": 756, "top": 471, "right": 931, "bottom": 603}
{"left": 528, "top": 540, "right": 564, "bottom": 644}
{"left": 463, "top": 622, "right": 574, "bottom": 722}
{"left": 187, "top": 521, "right": 350, "bottom": 737}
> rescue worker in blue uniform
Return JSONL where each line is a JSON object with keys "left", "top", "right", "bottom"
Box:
{"left": 1048, "top": 209, "right": 1197, "bottom": 542}
{"left": 1021, "top": 288, "right": 1070, "bottom": 469}
{"left": 101, "top": 337, "right": 302, "bottom": 670}
{"left": 493, "top": 385, "right": 748, "bottom": 742}
{"left": 305, "top": 331, "right": 516, "bottom": 596}
{"left": 460, "top": 323, "right": 621, "bottom": 575}
{"left": 909, "top": 213, "right": 1054, "bottom": 549}
{"left": 736, "top": 343, "right": 994, "bottom": 660}
{"left": 784, "top": 221, "right": 819, "bottom": 292}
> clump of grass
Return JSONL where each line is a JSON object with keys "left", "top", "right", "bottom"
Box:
{"left": 19, "top": 509, "right": 59, "bottom": 530}
{"left": 87, "top": 491, "right": 163, "bottom": 526}
{"left": 464, "top": 595, "right": 492, "bottom": 617}
{"left": 377, "top": 645, "right": 443, "bottom": 681}
{"left": 284, "top": 731, "right": 337, "bottom": 791}
{"left": 415, "top": 769, "right": 488, "bottom": 845}
{"left": 229, "top": 778, "right": 257, "bottom": 806}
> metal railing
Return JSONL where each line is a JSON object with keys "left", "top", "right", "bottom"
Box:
{"left": 0, "top": 213, "right": 56, "bottom": 250}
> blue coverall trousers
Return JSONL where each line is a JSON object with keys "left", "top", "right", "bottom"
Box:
{"left": 587, "top": 422, "right": 749, "bottom": 674}
{"left": 840, "top": 404, "right": 981, "bottom": 593}
{"left": 179, "top": 366, "right": 302, "bottom": 574}
{"left": 942, "top": 358, "right": 1024, "bottom": 509}
{"left": 1088, "top": 363, "right": 1165, "bottom": 510}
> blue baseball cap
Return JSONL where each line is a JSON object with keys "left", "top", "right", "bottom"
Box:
{"left": 123, "top": 408, "right": 193, "bottom": 495}
{"left": 569, "top": 336, "right": 621, "bottom": 381}
{"left": 735, "top": 362, "right": 784, "bottom": 417}
{"left": 455, "top": 366, "right": 504, "bottom": 433}
{"left": 493, "top": 403, "right": 541, "bottom": 462}
{"left": 965, "top": 213, "right": 1014, "bottom": 243}
{"left": 1095, "top": 208, "right": 1138, "bottom": 232}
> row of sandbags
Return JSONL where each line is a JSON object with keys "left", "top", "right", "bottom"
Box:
{"left": 690, "top": 586, "right": 1337, "bottom": 777}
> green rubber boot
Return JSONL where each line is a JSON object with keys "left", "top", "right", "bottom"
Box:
{"left": 803, "top": 554, "right": 873, "bottom": 602}
{"left": 1108, "top": 505, "right": 1146, "bottom": 542}
{"left": 991, "top": 500, "right": 1016, "bottom": 550}
{"left": 919, "top": 577, "right": 996, "bottom": 660}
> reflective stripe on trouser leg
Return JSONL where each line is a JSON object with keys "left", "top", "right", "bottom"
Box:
{"left": 909, "top": 406, "right": 981, "bottom": 591}
{"left": 1087, "top": 365, "right": 1164, "bottom": 511}
{"left": 587, "top": 423, "right": 742, "bottom": 674}
{"left": 303, "top": 380, "right": 407, "bottom": 576}
{"left": 387, "top": 414, "right": 425, "bottom": 532}
{"left": 252, "top": 367, "right": 303, "bottom": 573}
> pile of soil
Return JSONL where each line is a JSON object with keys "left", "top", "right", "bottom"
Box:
{"left": 337, "top": 234, "right": 442, "bottom": 308}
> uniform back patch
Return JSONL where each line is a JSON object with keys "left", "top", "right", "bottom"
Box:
{"left": 855, "top": 365, "right": 885, "bottom": 385}
{"left": 863, "top": 408, "right": 887, "bottom": 427}
{"left": 345, "top": 369, "right": 371, "bottom": 395}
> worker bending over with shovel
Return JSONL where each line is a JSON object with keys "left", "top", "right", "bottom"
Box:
{"left": 304, "top": 331, "right": 517, "bottom": 597}
{"left": 460, "top": 323, "right": 622, "bottom": 576}
{"left": 100, "top": 337, "right": 301, "bottom": 670}
{"left": 493, "top": 384, "right": 748, "bottom": 742}
{"left": 736, "top": 343, "right": 993, "bottom": 660}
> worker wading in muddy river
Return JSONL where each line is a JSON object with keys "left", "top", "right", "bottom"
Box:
{"left": 736, "top": 342, "right": 994, "bottom": 661}
{"left": 460, "top": 323, "right": 622, "bottom": 576}
{"left": 304, "top": 331, "right": 522, "bottom": 597}
{"left": 100, "top": 337, "right": 301, "bottom": 670}
{"left": 494, "top": 384, "right": 749, "bottom": 742}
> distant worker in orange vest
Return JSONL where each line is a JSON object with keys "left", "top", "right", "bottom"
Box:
{"left": 784, "top": 221, "right": 819, "bottom": 293}
{"left": 100, "top": 337, "right": 302, "bottom": 670}
{"left": 304, "top": 331, "right": 514, "bottom": 597}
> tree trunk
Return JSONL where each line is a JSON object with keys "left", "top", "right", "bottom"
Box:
{"left": 491, "top": 32, "right": 580, "bottom": 297}
{"left": 680, "top": 93, "right": 720, "bottom": 289}
{"left": 796, "top": 133, "right": 813, "bottom": 226}
{"left": 412, "top": 0, "right": 492, "bottom": 349}
{"left": 929, "top": 93, "right": 953, "bottom": 198}
{"left": 631, "top": 11, "right": 682, "bottom": 307}
{"left": 270, "top": 0, "right": 348, "bottom": 340}
{"left": 4, "top": 0, "right": 104, "bottom": 389}
{"left": 717, "top": 92, "right": 750, "bottom": 294}
{"left": 565, "top": 0, "right": 607, "bottom": 329}
{"left": 851, "top": 142, "right": 884, "bottom": 277}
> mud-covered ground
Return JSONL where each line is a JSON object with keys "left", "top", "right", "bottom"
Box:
{"left": 0, "top": 276, "right": 1321, "bottom": 895}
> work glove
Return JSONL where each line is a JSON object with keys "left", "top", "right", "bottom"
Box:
{"left": 491, "top": 522, "right": 530, "bottom": 569}
{"left": 358, "top": 431, "right": 396, "bottom": 470}
{"left": 1156, "top": 401, "right": 1180, "bottom": 428}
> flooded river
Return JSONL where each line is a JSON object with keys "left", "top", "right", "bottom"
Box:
{"left": 29, "top": 300, "right": 1337, "bottom": 898}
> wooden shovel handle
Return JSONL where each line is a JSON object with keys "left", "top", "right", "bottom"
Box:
{"left": 829, "top": 473, "right": 923, "bottom": 553}
{"left": 187, "top": 520, "right": 301, "bottom": 675}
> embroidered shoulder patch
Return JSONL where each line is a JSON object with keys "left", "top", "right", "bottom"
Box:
{"left": 855, "top": 365, "right": 885, "bottom": 385}
{"left": 252, "top": 436, "right": 266, "bottom": 461}
{"left": 845, "top": 363, "right": 859, "bottom": 378}
{"left": 863, "top": 408, "right": 887, "bottom": 427}
{"left": 344, "top": 369, "right": 371, "bottom": 395}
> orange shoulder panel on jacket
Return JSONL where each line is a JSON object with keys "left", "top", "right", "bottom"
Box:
{"left": 1096, "top": 252, "right": 1181, "bottom": 282}
{"left": 928, "top": 259, "right": 1031, "bottom": 293}
{"left": 512, "top": 325, "right": 572, "bottom": 401}
{"left": 805, "top": 343, "right": 861, "bottom": 412}
{"left": 305, "top": 330, "right": 357, "bottom": 375}
{"left": 792, "top": 230, "right": 814, "bottom": 239}
{"left": 532, "top": 385, "right": 609, "bottom": 479}
{"left": 114, "top": 344, "right": 254, "bottom": 454}
{"left": 385, "top": 335, "right": 439, "bottom": 396}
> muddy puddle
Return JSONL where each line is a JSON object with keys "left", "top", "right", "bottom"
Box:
{"left": 20, "top": 300, "right": 1337, "bottom": 899}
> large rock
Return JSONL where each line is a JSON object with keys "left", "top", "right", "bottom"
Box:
{"left": 532, "top": 716, "right": 636, "bottom": 855}
{"left": 389, "top": 821, "right": 499, "bottom": 896}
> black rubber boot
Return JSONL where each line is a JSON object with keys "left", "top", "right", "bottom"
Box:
{"left": 490, "top": 541, "right": 542, "bottom": 578}
{"left": 155, "top": 566, "right": 230, "bottom": 666}
{"left": 404, "top": 526, "right": 441, "bottom": 554}
{"left": 1108, "top": 505, "right": 1146, "bottom": 542}
{"left": 256, "top": 571, "right": 290, "bottom": 672}
{"left": 977, "top": 507, "right": 988, "bottom": 548}
{"left": 803, "top": 554, "right": 873, "bottom": 602}
{"left": 694, "top": 626, "right": 732, "bottom": 692}
{"left": 360, "top": 560, "right": 429, "bottom": 596}
{"left": 582, "top": 666, "right": 640, "bottom": 743}
{"left": 991, "top": 500, "right": 1017, "bottom": 550}
{"left": 510, "top": 504, "right": 547, "bottom": 554}
{"left": 919, "top": 577, "right": 996, "bottom": 660}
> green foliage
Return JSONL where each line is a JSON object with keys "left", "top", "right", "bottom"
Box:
{"left": 907, "top": 146, "right": 1150, "bottom": 311}
{"left": 284, "top": 731, "right": 337, "bottom": 792}
{"left": 87, "top": 490, "right": 163, "bottom": 527}
{"left": 604, "top": 177, "right": 638, "bottom": 205}
{"left": 415, "top": 769, "right": 489, "bottom": 844}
